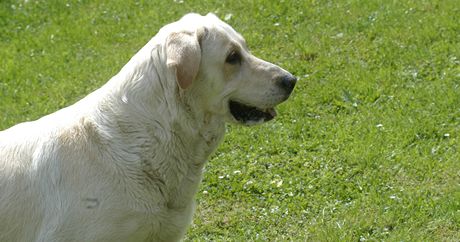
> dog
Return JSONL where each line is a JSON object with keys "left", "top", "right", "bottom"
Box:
{"left": 0, "top": 13, "right": 296, "bottom": 241}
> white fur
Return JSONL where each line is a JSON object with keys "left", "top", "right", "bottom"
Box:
{"left": 0, "top": 13, "right": 294, "bottom": 241}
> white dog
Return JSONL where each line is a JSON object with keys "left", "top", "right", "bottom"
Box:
{"left": 0, "top": 13, "right": 296, "bottom": 241}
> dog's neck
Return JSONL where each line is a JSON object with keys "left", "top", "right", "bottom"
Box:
{"left": 103, "top": 46, "right": 226, "bottom": 158}
{"left": 88, "top": 50, "right": 225, "bottom": 210}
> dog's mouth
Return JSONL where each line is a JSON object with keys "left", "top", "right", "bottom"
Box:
{"left": 229, "top": 100, "right": 276, "bottom": 125}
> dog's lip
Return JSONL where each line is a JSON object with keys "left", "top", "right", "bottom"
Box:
{"left": 228, "top": 100, "right": 277, "bottom": 124}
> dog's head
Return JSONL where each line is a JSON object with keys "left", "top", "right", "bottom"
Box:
{"left": 164, "top": 13, "right": 296, "bottom": 125}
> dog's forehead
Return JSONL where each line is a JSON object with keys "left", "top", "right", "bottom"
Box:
{"left": 178, "top": 13, "right": 225, "bottom": 28}
{"left": 207, "top": 14, "right": 245, "bottom": 42}
{"left": 176, "top": 13, "right": 246, "bottom": 44}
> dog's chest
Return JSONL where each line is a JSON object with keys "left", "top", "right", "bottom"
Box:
{"left": 135, "top": 119, "right": 224, "bottom": 201}
{"left": 117, "top": 121, "right": 225, "bottom": 240}
{"left": 162, "top": 120, "right": 224, "bottom": 190}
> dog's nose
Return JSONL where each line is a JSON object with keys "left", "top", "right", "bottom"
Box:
{"left": 277, "top": 75, "right": 297, "bottom": 94}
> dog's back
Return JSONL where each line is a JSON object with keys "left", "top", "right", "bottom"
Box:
{"left": 0, "top": 121, "right": 47, "bottom": 241}
{"left": 0, "top": 106, "right": 102, "bottom": 241}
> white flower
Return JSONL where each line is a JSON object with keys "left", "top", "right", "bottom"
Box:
{"left": 224, "top": 13, "right": 233, "bottom": 21}
{"left": 271, "top": 179, "right": 283, "bottom": 187}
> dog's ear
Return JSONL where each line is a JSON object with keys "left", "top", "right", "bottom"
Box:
{"left": 166, "top": 29, "right": 205, "bottom": 89}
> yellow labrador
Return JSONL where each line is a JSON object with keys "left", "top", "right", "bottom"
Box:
{"left": 0, "top": 13, "right": 296, "bottom": 241}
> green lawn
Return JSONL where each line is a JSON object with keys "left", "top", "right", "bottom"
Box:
{"left": 1, "top": 0, "right": 459, "bottom": 241}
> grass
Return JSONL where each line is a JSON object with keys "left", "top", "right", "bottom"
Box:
{"left": 1, "top": 0, "right": 459, "bottom": 240}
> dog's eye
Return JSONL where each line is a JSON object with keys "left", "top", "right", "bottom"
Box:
{"left": 225, "top": 51, "right": 241, "bottom": 65}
